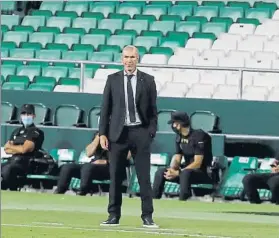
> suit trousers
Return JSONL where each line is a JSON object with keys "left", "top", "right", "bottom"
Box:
{"left": 153, "top": 168, "right": 212, "bottom": 200}
{"left": 242, "top": 173, "right": 279, "bottom": 204}
{"left": 108, "top": 125, "right": 154, "bottom": 219}
{"left": 56, "top": 163, "right": 110, "bottom": 194}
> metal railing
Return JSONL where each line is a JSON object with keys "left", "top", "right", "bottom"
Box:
{"left": 2, "top": 57, "right": 279, "bottom": 97}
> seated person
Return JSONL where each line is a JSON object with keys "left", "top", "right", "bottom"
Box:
{"left": 55, "top": 132, "right": 131, "bottom": 195}
{"left": 242, "top": 158, "right": 279, "bottom": 204}
{"left": 2, "top": 104, "right": 44, "bottom": 191}
{"left": 153, "top": 111, "right": 212, "bottom": 201}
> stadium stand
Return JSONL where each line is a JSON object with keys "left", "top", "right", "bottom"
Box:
{"left": 1, "top": 0, "right": 279, "bottom": 100}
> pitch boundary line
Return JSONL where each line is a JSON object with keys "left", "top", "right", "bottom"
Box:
{"left": 2, "top": 223, "right": 232, "bottom": 238}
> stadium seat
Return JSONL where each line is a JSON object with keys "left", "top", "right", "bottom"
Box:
{"left": 194, "top": 6, "right": 218, "bottom": 20}
{"left": 190, "top": 111, "right": 220, "bottom": 132}
{"left": 193, "top": 55, "right": 219, "bottom": 67}
{"left": 228, "top": 23, "right": 256, "bottom": 36}
{"left": 150, "top": 21, "right": 175, "bottom": 36}
{"left": 176, "top": 22, "right": 200, "bottom": 37}
{"left": 9, "top": 49, "right": 35, "bottom": 59}
{"left": 159, "top": 82, "right": 188, "bottom": 98}
{"left": 16, "top": 65, "right": 41, "bottom": 82}
{"left": 64, "top": 1, "right": 89, "bottom": 16}
{"left": 142, "top": 5, "right": 167, "bottom": 20}
{"left": 1, "top": 101, "right": 17, "bottom": 123}
{"left": 220, "top": 7, "right": 244, "bottom": 21}
{"left": 80, "top": 34, "right": 106, "bottom": 49}
{"left": 213, "top": 85, "right": 239, "bottom": 99}
{"left": 72, "top": 17, "right": 97, "bottom": 33}
{"left": 1, "top": 65, "right": 16, "bottom": 80}
{"left": 28, "top": 84, "right": 54, "bottom": 92}
{"left": 84, "top": 79, "right": 106, "bottom": 94}
{"left": 98, "top": 19, "right": 123, "bottom": 34}
{"left": 1, "top": 14, "right": 20, "bottom": 30}
{"left": 117, "top": 3, "right": 142, "bottom": 18}
{"left": 53, "top": 85, "right": 80, "bottom": 93}
{"left": 134, "top": 36, "right": 158, "bottom": 51}
{"left": 53, "top": 105, "right": 85, "bottom": 127}
{"left": 185, "top": 38, "right": 213, "bottom": 52}
{"left": 141, "top": 54, "right": 169, "bottom": 65}
{"left": 39, "top": 1, "right": 64, "bottom": 14}
{"left": 88, "top": 107, "right": 101, "bottom": 128}
{"left": 46, "top": 17, "right": 72, "bottom": 32}
{"left": 124, "top": 19, "right": 149, "bottom": 35}
{"left": 242, "top": 86, "right": 269, "bottom": 101}
{"left": 3, "top": 31, "right": 29, "bottom": 47}
{"left": 186, "top": 84, "right": 215, "bottom": 99}
{"left": 2, "top": 82, "right": 28, "bottom": 90}
{"left": 42, "top": 66, "right": 68, "bottom": 82}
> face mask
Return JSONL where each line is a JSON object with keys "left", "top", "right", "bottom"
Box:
{"left": 21, "top": 115, "right": 33, "bottom": 126}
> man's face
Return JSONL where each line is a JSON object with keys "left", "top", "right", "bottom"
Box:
{"left": 122, "top": 48, "right": 139, "bottom": 73}
{"left": 172, "top": 122, "right": 182, "bottom": 131}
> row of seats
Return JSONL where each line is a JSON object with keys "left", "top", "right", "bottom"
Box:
{"left": 2, "top": 103, "right": 220, "bottom": 133}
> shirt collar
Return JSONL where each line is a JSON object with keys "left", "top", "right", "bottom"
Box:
{"left": 124, "top": 69, "right": 137, "bottom": 77}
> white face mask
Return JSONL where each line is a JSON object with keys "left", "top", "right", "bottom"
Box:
{"left": 21, "top": 115, "right": 33, "bottom": 126}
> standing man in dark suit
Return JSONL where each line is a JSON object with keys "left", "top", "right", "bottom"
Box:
{"left": 99, "top": 45, "right": 158, "bottom": 228}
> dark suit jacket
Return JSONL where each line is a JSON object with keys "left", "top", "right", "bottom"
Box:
{"left": 99, "top": 70, "right": 158, "bottom": 142}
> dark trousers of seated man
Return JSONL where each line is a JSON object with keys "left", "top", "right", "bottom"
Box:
{"left": 153, "top": 168, "right": 212, "bottom": 200}
{"left": 1, "top": 156, "right": 30, "bottom": 191}
{"left": 56, "top": 163, "right": 110, "bottom": 194}
{"left": 242, "top": 173, "right": 279, "bottom": 204}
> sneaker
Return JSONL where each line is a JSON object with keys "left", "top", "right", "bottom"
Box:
{"left": 100, "top": 216, "right": 120, "bottom": 226}
{"left": 142, "top": 217, "right": 159, "bottom": 229}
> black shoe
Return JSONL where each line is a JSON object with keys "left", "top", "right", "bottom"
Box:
{"left": 142, "top": 217, "right": 159, "bottom": 229}
{"left": 100, "top": 216, "right": 120, "bottom": 226}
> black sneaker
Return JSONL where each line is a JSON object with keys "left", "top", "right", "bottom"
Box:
{"left": 100, "top": 216, "right": 120, "bottom": 226}
{"left": 142, "top": 217, "right": 159, "bottom": 229}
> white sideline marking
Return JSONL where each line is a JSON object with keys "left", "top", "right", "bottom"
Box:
{"left": 2, "top": 223, "right": 232, "bottom": 238}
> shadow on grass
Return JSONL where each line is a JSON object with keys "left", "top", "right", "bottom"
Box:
{"left": 222, "top": 211, "right": 279, "bottom": 216}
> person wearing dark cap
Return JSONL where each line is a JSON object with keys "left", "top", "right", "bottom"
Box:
{"left": 242, "top": 157, "right": 279, "bottom": 205}
{"left": 152, "top": 111, "right": 213, "bottom": 201}
{"left": 2, "top": 104, "right": 44, "bottom": 191}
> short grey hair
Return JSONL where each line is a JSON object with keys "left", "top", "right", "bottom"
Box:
{"left": 122, "top": 45, "right": 139, "bottom": 56}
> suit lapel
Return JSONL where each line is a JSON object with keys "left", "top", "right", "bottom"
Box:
{"left": 118, "top": 71, "right": 125, "bottom": 106}
{"left": 136, "top": 70, "right": 143, "bottom": 104}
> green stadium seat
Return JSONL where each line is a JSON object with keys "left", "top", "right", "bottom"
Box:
{"left": 227, "top": 1, "right": 251, "bottom": 11}
{"left": 254, "top": 2, "right": 277, "bottom": 14}
{"left": 134, "top": 36, "right": 159, "bottom": 51}
{"left": 31, "top": 10, "right": 52, "bottom": 18}
{"left": 219, "top": 7, "right": 244, "bottom": 22}
{"left": 53, "top": 33, "right": 80, "bottom": 49}
{"left": 161, "top": 37, "right": 185, "bottom": 50}
{"left": 115, "top": 29, "right": 138, "bottom": 40}
{"left": 1, "top": 14, "right": 20, "bottom": 30}
{"left": 81, "top": 12, "right": 104, "bottom": 21}
{"left": 64, "top": 1, "right": 89, "bottom": 16}
{"left": 98, "top": 19, "right": 123, "bottom": 34}
{"left": 1, "top": 101, "right": 17, "bottom": 123}
{"left": 194, "top": 6, "right": 219, "bottom": 20}
{"left": 46, "top": 43, "right": 68, "bottom": 52}
{"left": 3, "top": 31, "right": 29, "bottom": 47}
{"left": 38, "top": 26, "right": 60, "bottom": 34}
{"left": 142, "top": 30, "right": 163, "bottom": 40}
{"left": 89, "top": 29, "right": 111, "bottom": 39}
{"left": 63, "top": 27, "right": 86, "bottom": 36}
{"left": 34, "top": 76, "right": 56, "bottom": 87}
{"left": 42, "top": 66, "right": 68, "bottom": 82}
{"left": 72, "top": 17, "right": 97, "bottom": 33}
{"left": 176, "top": 22, "right": 201, "bottom": 36}
{"left": 2, "top": 82, "right": 28, "bottom": 90}
{"left": 186, "top": 16, "right": 208, "bottom": 24}
{"left": 81, "top": 34, "right": 106, "bottom": 49}
{"left": 157, "top": 110, "right": 175, "bottom": 132}
{"left": 124, "top": 19, "right": 149, "bottom": 35}
{"left": 149, "top": 1, "right": 173, "bottom": 8}
{"left": 1, "top": 1, "right": 16, "bottom": 14}
{"left": 108, "top": 13, "right": 130, "bottom": 21}
{"left": 150, "top": 21, "right": 176, "bottom": 35}
{"left": 160, "top": 15, "right": 181, "bottom": 22}
{"left": 72, "top": 44, "right": 94, "bottom": 57}
{"left": 211, "top": 17, "right": 233, "bottom": 28}
{"left": 21, "top": 16, "right": 46, "bottom": 31}
{"left": 12, "top": 25, "right": 34, "bottom": 34}
{"left": 134, "top": 14, "right": 157, "bottom": 23}
{"left": 90, "top": 4, "right": 115, "bottom": 18}
{"left": 28, "top": 83, "right": 54, "bottom": 92}
{"left": 36, "top": 49, "right": 62, "bottom": 61}
{"left": 16, "top": 65, "right": 41, "bottom": 82}
{"left": 245, "top": 8, "right": 271, "bottom": 23}
{"left": 193, "top": 32, "right": 216, "bottom": 41}
{"left": 236, "top": 17, "right": 260, "bottom": 25}
{"left": 107, "top": 35, "right": 133, "bottom": 49}
{"left": 1, "top": 65, "right": 16, "bottom": 80}
{"left": 88, "top": 107, "right": 101, "bottom": 128}
{"left": 59, "top": 77, "right": 80, "bottom": 86}
{"left": 202, "top": 22, "right": 227, "bottom": 37}
{"left": 39, "top": 1, "right": 64, "bottom": 15}
{"left": 8, "top": 75, "right": 30, "bottom": 85}
{"left": 90, "top": 52, "right": 114, "bottom": 62}
{"left": 69, "top": 68, "right": 94, "bottom": 80}
{"left": 56, "top": 10, "right": 78, "bottom": 19}
{"left": 30, "top": 103, "right": 51, "bottom": 125}
{"left": 142, "top": 5, "right": 168, "bottom": 20}
{"left": 9, "top": 49, "right": 35, "bottom": 59}
{"left": 98, "top": 45, "right": 121, "bottom": 55}
{"left": 150, "top": 46, "right": 174, "bottom": 57}
{"left": 190, "top": 110, "right": 220, "bottom": 133}
{"left": 219, "top": 156, "right": 259, "bottom": 199}
{"left": 202, "top": 1, "right": 226, "bottom": 8}
{"left": 166, "top": 31, "right": 190, "bottom": 43}
{"left": 53, "top": 105, "right": 84, "bottom": 127}
{"left": 56, "top": 51, "right": 87, "bottom": 68}
{"left": 116, "top": 3, "right": 142, "bottom": 18}
{"left": 46, "top": 17, "right": 72, "bottom": 32}
{"left": 176, "top": 1, "right": 199, "bottom": 7}
{"left": 50, "top": 148, "right": 77, "bottom": 165}
{"left": 29, "top": 32, "right": 54, "bottom": 47}
{"left": 1, "top": 41, "right": 16, "bottom": 50}
{"left": 169, "top": 5, "right": 193, "bottom": 20}
{"left": 20, "top": 42, "right": 42, "bottom": 51}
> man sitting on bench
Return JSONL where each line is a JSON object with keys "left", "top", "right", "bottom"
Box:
{"left": 152, "top": 111, "right": 212, "bottom": 201}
